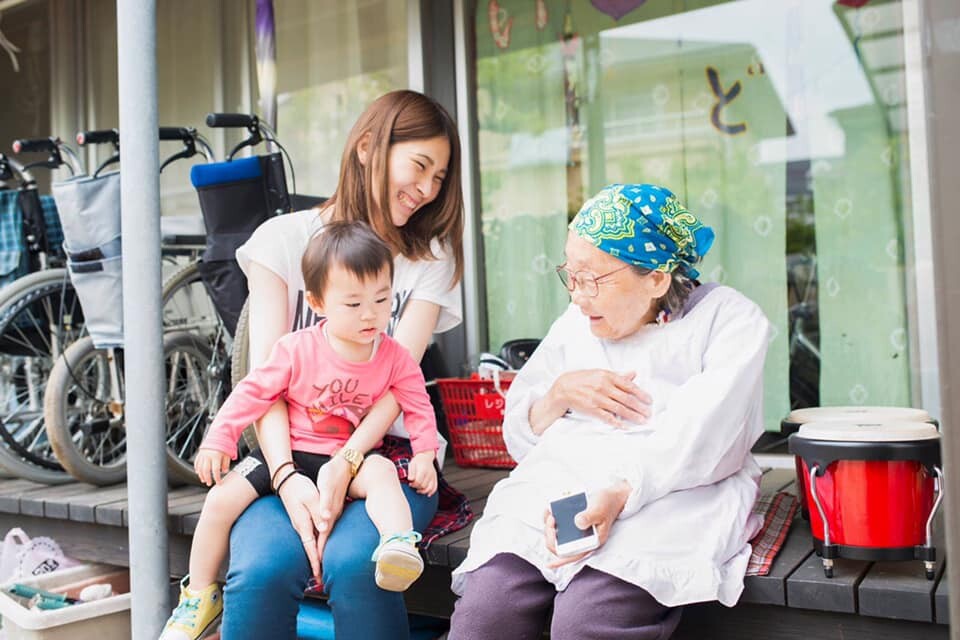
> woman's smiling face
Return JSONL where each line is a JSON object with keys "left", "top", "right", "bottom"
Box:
{"left": 383, "top": 136, "right": 450, "bottom": 228}
{"left": 562, "top": 232, "right": 671, "bottom": 340}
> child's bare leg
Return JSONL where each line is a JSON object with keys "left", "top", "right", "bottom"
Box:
{"left": 343, "top": 454, "right": 422, "bottom": 592}
{"left": 346, "top": 454, "right": 412, "bottom": 536}
{"left": 188, "top": 473, "right": 259, "bottom": 589}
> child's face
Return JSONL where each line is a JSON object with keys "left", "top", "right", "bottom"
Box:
{"left": 308, "top": 264, "right": 393, "bottom": 346}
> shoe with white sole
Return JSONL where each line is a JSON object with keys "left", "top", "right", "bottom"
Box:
{"left": 159, "top": 576, "right": 222, "bottom": 640}
{"left": 371, "top": 531, "right": 424, "bottom": 592}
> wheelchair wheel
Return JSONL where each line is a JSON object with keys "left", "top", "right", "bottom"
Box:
{"left": 44, "top": 330, "right": 227, "bottom": 486}
{"left": 163, "top": 331, "right": 227, "bottom": 485}
{"left": 161, "top": 263, "right": 233, "bottom": 483}
{"left": 0, "top": 269, "right": 81, "bottom": 484}
{"left": 43, "top": 336, "right": 126, "bottom": 485}
{"left": 229, "top": 298, "right": 258, "bottom": 452}
{"left": 42, "top": 262, "right": 234, "bottom": 486}
{"left": 0, "top": 261, "right": 229, "bottom": 483}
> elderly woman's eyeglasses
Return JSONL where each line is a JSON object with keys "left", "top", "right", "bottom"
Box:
{"left": 555, "top": 263, "right": 632, "bottom": 297}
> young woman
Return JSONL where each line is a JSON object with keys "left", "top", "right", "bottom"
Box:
{"left": 220, "top": 90, "right": 464, "bottom": 640}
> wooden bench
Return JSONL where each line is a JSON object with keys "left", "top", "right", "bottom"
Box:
{"left": 0, "top": 464, "right": 948, "bottom": 639}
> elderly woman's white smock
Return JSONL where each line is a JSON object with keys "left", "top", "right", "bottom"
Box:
{"left": 451, "top": 285, "right": 770, "bottom": 607}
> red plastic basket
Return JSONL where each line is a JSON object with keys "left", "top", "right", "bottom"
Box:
{"left": 435, "top": 377, "right": 517, "bottom": 469}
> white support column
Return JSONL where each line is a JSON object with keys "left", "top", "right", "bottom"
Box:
{"left": 453, "top": 0, "right": 485, "bottom": 358}
{"left": 116, "top": 0, "right": 169, "bottom": 637}
{"left": 902, "top": 0, "right": 942, "bottom": 417}
{"left": 911, "top": 0, "right": 960, "bottom": 634}
{"left": 407, "top": 0, "right": 425, "bottom": 93}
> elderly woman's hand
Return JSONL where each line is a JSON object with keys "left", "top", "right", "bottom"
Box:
{"left": 531, "top": 369, "right": 651, "bottom": 434}
{"left": 544, "top": 480, "right": 632, "bottom": 568}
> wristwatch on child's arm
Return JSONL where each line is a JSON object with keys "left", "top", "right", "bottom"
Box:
{"left": 335, "top": 447, "right": 365, "bottom": 477}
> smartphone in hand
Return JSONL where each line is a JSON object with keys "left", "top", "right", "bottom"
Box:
{"left": 550, "top": 492, "right": 599, "bottom": 557}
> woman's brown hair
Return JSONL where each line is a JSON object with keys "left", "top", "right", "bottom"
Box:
{"left": 322, "top": 90, "right": 464, "bottom": 287}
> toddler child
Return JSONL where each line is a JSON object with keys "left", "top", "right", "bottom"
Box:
{"left": 160, "top": 220, "right": 439, "bottom": 640}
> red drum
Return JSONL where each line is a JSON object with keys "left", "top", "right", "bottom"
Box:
{"left": 781, "top": 406, "right": 934, "bottom": 521}
{"left": 788, "top": 422, "right": 943, "bottom": 579}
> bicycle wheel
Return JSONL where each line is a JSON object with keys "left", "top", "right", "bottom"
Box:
{"left": 43, "top": 336, "right": 126, "bottom": 485}
{"left": 0, "top": 269, "right": 81, "bottom": 484}
{"left": 229, "top": 298, "right": 259, "bottom": 451}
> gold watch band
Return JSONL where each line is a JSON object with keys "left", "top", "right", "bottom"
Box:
{"left": 337, "top": 447, "right": 364, "bottom": 477}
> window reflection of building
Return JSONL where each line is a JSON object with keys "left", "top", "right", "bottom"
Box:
{"left": 474, "top": 0, "right": 916, "bottom": 429}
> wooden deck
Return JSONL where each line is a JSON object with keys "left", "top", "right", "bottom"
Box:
{"left": 0, "top": 464, "right": 949, "bottom": 638}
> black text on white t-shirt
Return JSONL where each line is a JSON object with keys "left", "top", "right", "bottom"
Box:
{"left": 291, "top": 287, "right": 413, "bottom": 337}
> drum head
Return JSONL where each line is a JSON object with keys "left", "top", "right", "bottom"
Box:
{"left": 787, "top": 406, "right": 930, "bottom": 425}
{"left": 797, "top": 421, "right": 939, "bottom": 442}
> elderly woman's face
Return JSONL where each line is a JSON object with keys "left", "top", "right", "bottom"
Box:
{"left": 562, "top": 233, "right": 670, "bottom": 340}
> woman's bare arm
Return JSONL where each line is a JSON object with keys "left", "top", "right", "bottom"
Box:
{"left": 245, "top": 262, "right": 327, "bottom": 577}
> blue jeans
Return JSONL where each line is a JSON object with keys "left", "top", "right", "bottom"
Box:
{"left": 221, "top": 485, "right": 439, "bottom": 640}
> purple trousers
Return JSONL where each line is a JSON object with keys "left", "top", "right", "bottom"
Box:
{"left": 448, "top": 553, "right": 682, "bottom": 640}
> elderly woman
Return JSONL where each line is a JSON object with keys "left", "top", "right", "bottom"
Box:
{"left": 447, "top": 184, "right": 770, "bottom": 640}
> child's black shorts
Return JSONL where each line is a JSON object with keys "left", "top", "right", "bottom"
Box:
{"left": 233, "top": 448, "right": 332, "bottom": 497}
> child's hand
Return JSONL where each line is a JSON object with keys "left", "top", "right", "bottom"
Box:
{"left": 407, "top": 451, "right": 437, "bottom": 496}
{"left": 195, "top": 448, "right": 231, "bottom": 486}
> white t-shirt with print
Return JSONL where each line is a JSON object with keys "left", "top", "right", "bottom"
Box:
{"left": 236, "top": 209, "right": 462, "bottom": 335}
{"left": 236, "top": 208, "right": 463, "bottom": 448}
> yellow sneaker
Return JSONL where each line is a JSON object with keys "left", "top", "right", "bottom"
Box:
{"left": 160, "top": 576, "right": 223, "bottom": 640}
{"left": 371, "top": 531, "right": 424, "bottom": 592}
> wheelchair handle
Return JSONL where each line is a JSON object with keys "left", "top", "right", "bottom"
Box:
{"left": 11, "top": 137, "right": 58, "bottom": 154}
{"left": 77, "top": 129, "right": 120, "bottom": 146}
{"left": 206, "top": 113, "right": 258, "bottom": 129}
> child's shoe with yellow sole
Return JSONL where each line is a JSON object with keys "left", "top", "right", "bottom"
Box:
{"left": 371, "top": 531, "right": 424, "bottom": 592}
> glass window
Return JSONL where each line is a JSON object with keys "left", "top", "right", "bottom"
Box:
{"left": 81, "top": 1, "right": 410, "bottom": 212}
{"left": 474, "top": 0, "right": 918, "bottom": 428}
{"left": 0, "top": 1, "right": 52, "bottom": 191}
{"left": 84, "top": 0, "right": 233, "bottom": 217}
{"left": 270, "top": 0, "right": 409, "bottom": 198}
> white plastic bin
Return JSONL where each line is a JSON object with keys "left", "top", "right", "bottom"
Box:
{"left": 0, "top": 563, "right": 130, "bottom": 640}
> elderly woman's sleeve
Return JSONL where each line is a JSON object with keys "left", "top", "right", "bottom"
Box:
{"left": 500, "top": 313, "right": 570, "bottom": 462}
{"left": 616, "top": 293, "right": 770, "bottom": 519}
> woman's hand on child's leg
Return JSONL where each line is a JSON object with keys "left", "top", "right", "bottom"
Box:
{"left": 277, "top": 472, "right": 328, "bottom": 578}
{"left": 194, "top": 448, "right": 231, "bottom": 486}
{"left": 407, "top": 451, "right": 437, "bottom": 496}
{"left": 312, "top": 456, "right": 353, "bottom": 568}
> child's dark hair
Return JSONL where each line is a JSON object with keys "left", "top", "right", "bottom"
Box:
{"left": 301, "top": 221, "right": 394, "bottom": 301}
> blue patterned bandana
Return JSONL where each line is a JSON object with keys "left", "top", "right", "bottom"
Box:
{"left": 569, "top": 184, "right": 714, "bottom": 279}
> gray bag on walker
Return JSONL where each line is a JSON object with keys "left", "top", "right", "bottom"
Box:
{"left": 51, "top": 171, "right": 123, "bottom": 348}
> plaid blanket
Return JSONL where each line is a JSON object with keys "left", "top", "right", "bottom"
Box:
{"left": 378, "top": 435, "right": 475, "bottom": 547}
{"left": 745, "top": 491, "right": 800, "bottom": 576}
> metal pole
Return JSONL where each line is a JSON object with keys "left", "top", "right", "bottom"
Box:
{"left": 116, "top": 0, "right": 169, "bottom": 637}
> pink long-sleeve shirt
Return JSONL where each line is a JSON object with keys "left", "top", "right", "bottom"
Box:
{"left": 201, "top": 321, "right": 439, "bottom": 459}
